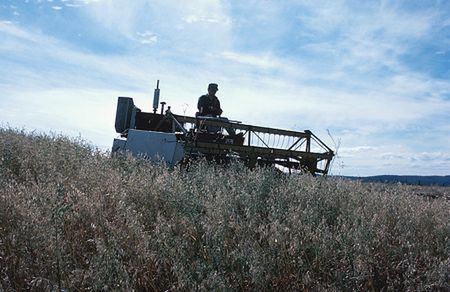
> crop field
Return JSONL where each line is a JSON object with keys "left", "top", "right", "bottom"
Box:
{"left": 0, "top": 128, "right": 449, "bottom": 291}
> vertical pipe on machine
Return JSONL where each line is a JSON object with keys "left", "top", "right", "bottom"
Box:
{"left": 153, "top": 80, "right": 160, "bottom": 113}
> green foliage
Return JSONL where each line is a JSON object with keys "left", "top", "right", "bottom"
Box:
{"left": 0, "top": 128, "right": 449, "bottom": 291}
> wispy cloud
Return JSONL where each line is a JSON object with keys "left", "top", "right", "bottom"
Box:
{"left": 220, "top": 51, "right": 282, "bottom": 69}
{"left": 135, "top": 31, "right": 157, "bottom": 45}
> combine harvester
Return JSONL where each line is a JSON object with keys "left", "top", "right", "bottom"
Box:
{"left": 112, "top": 81, "right": 334, "bottom": 175}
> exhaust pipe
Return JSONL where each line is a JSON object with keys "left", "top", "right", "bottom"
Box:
{"left": 152, "top": 80, "right": 160, "bottom": 113}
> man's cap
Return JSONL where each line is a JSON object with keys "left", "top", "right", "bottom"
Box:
{"left": 208, "top": 83, "right": 219, "bottom": 90}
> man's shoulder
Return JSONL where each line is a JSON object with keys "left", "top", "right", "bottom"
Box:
{"left": 199, "top": 94, "right": 214, "bottom": 102}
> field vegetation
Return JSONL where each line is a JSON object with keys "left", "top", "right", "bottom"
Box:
{"left": 0, "top": 128, "right": 449, "bottom": 291}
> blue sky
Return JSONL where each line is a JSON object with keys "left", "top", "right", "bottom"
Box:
{"left": 1, "top": 0, "right": 449, "bottom": 176}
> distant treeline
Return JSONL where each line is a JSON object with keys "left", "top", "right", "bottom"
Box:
{"left": 344, "top": 175, "right": 450, "bottom": 186}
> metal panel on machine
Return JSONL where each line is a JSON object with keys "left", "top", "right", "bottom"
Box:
{"left": 122, "top": 129, "right": 185, "bottom": 167}
{"left": 115, "top": 97, "right": 138, "bottom": 133}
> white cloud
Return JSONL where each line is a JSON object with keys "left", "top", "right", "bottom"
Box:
{"left": 341, "top": 146, "right": 377, "bottom": 154}
{"left": 178, "top": 0, "right": 231, "bottom": 25}
{"left": 380, "top": 152, "right": 407, "bottom": 160}
{"left": 64, "top": 0, "right": 100, "bottom": 4}
{"left": 296, "top": 1, "right": 436, "bottom": 74}
{"left": 0, "top": 87, "right": 119, "bottom": 148}
{"left": 183, "top": 15, "right": 220, "bottom": 24}
{"left": 77, "top": 0, "right": 232, "bottom": 49}
{"left": 51, "top": 6, "right": 63, "bottom": 10}
{"left": 0, "top": 21, "right": 40, "bottom": 43}
{"left": 220, "top": 51, "right": 282, "bottom": 69}
{"left": 135, "top": 31, "right": 157, "bottom": 45}
{"left": 410, "top": 152, "right": 450, "bottom": 162}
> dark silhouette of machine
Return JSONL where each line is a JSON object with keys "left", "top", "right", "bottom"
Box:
{"left": 112, "top": 81, "right": 334, "bottom": 175}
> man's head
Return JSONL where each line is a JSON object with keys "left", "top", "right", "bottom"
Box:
{"left": 208, "top": 83, "right": 218, "bottom": 95}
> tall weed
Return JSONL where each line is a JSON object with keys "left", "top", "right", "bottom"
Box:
{"left": 0, "top": 128, "right": 448, "bottom": 291}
